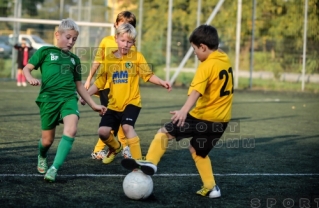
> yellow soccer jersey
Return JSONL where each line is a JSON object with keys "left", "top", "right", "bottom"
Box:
{"left": 94, "top": 50, "right": 153, "bottom": 112}
{"left": 189, "top": 50, "right": 234, "bottom": 122}
{"left": 94, "top": 35, "right": 136, "bottom": 90}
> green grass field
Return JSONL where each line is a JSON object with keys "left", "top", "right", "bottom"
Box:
{"left": 0, "top": 81, "right": 319, "bottom": 208}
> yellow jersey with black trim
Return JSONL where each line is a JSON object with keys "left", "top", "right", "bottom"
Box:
{"left": 94, "top": 50, "right": 153, "bottom": 112}
{"left": 94, "top": 35, "right": 136, "bottom": 90}
{"left": 189, "top": 50, "right": 234, "bottom": 122}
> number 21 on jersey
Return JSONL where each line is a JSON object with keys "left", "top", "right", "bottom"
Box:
{"left": 219, "top": 67, "right": 234, "bottom": 97}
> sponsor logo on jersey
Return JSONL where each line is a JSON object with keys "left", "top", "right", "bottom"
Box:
{"left": 50, "top": 53, "right": 59, "bottom": 61}
{"left": 125, "top": 62, "right": 133, "bottom": 69}
{"left": 112, "top": 70, "right": 128, "bottom": 84}
{"left": 70, "top": 58, "right": 75, "bottom": 65}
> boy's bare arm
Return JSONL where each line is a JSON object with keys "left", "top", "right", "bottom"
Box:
{"left": 87, "top": 84, "right": 99, "bottom": 96}
{"left": 180, "top": 90, "right": 201, "bottom": 113}
{"left": 23, "top": 64, "right": 41, "bottom": 86}
{"left": 148, "top": 74, "right": 172, "bottom": 91}
{"left": 76, "top": 82, "right": 106, "bottom": 114}
{"left": 84, "top": 61, "right": 100, "bottom": 89}
{"left": 171, "top": 90, "right": 201, "bottom": 127}
{"left": 79, "top": 83, "right": 100, "bottom": 105}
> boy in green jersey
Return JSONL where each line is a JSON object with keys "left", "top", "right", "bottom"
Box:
{"left": 23, "top": 18, "right": 107, "bottom": 182}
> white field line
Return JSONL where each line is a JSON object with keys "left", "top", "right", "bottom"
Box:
{"left": 0, "top": 173, "right": 319, "bottom": 177}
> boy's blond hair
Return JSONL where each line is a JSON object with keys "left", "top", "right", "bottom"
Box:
{"left": 58, "top": 18, "right": 79, "bottom": 33}
{"left": 115, "top": 23, "right": 136, "bottom": 40}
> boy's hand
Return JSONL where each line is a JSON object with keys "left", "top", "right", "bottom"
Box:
{"left": 27, "top": 78, "right": 41, "bottom": 86}
{"left": 79, "top": 97, "right": 86, "bottom": 105}
{"left": 84, "top": 79, "right": 91, "bottom": 90}
{"left": 92, "top": 104, "right": 107, "bottom": 116}
{"left": 170, "top": 110, "right": 187, "bottom": 127}
{"left": 160, "top": 80, "right": 172, "bottom": 92}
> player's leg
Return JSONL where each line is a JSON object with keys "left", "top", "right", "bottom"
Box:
{"left": 121, "top": 113, "right": 193, "bottom": 175}
{"left": 192, "top": 121, "right": 228, "bottom": 198}
{"left": 99, "top": 126, "right": 119, "bottom": 150}
{"left": 121, "top": 125, "right": 136, "bottom": 159}
{"left": 121, "top": 123, "right": 176, "bottom": 175}
{"left": 44, "top": 99, "right": 79, "bottom": 182}
{"left": 91, "top": 89, "right": 110, "bottom": 159}
{"left": 16, "top": 68, "right": 23, "bottom": 86}
{"left": 36, "top": 101, "right": 60, "bottom": 174}
{"left": 20, "top": 66, "right": 27, "bottom": 87}
{"left": 121, "top": 105, "right": 142, "bottom": 160}
{"left": 37, "top": 129, "right": 55, "bottom": 174}
{"left": 93, "top": 127, "right": 126, "bottom": 160}
{"left": 118, "top": 125, "right": 128, "bottom": 148}
{"left": 98, "top": 110, "right": 122, "bottom": 164}
{"left": 190, "top": 144, "right": 220, "bottom": 198}
{"left": 117, "top": 126, "right": 130, "bottom": 159}
{"left": 51, "top": 114, "right": 77, "bottom": 169}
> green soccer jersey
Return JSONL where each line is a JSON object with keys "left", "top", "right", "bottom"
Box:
{"left": 28, "top": 46, "right": 82, "bottom": 102}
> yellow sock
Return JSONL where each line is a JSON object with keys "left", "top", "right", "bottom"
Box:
{"left": 93, "top": 138, "right": 106, "bottom": 153}
{"left": 192, "top": 152, "right": 215, "bottom": 190}
{"left": 117, "top": 126, "right": 127, "bottom": 148}
{"left": 145, "top": 133, "right": 168, "bottom": 165}
{"left": 126, "top": 136, "right": 142, "bottom": 159}
{"left": 105, "top": 133, "right": 120, "bottom": 150}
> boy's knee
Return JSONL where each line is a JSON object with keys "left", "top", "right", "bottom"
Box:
{"left": 157, "top": 127, "right": 167, "bottom": 134}
{"left": 157, "top": 127, "right": 174, "bottom": 140}
{"left": 122, "top": 124, "right": 133, "bottom": 133}
{"left": 63, "top": 127, "right": 77, "bottom": 138}
{"left": 98, "top": 127, "right": 110, "bottom": 140}
{"left": 63, "top": 129, "right": 77, "bottom": 138}
{"left": 41, "top": 138, "right": 53, "bottom": 146}
{"left": 189, "top": 145, "right": 196, "bottom": 154}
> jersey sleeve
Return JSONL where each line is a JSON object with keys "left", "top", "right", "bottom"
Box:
{"left": 188, "top": 64, "right": 210, "bottom": 96}
{"left": 28, "top": 47, "right": 47, "bottom": 70}
{"left": 137, "top": 53, "right": 153, "bottom": 82}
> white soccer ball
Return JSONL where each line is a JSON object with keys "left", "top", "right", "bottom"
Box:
{"left": 123, "top": 169, "right": 153, "bottom": 200}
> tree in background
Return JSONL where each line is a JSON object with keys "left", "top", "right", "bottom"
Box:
{"left": 1, "top": 0, "right": 318, "bottom": 74}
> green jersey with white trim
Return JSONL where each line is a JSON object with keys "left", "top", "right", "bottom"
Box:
{"left": 28, "top": 46, "right": 82, "bottom": 102}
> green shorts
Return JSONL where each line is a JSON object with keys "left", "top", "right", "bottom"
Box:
{"left": 36, "top": 98, "right": 80, "bottom": 130}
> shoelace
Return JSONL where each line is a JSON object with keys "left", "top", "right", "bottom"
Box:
{"left": 39, "top": 158, "right": 46, "bottom": 166}
{"left": 48, "top": 167, "right": 57, "bottom": 174}
{"left": 198, "top": 187, "right": 209, "bottom": 195}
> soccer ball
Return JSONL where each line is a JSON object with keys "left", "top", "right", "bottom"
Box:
{"left": 123, "top": 169, "right": 153, "bottom": 200}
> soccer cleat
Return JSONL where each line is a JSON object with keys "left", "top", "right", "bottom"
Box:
{"left": 37, "top": 155, "right": 48, "bottom": 174}
{"left": 121, "top": 158, "right": 157, "bottom": 176}
{"left": 196, "top": 185, "right": 221, "bottom": 198}
{"left": 44, "top": 166, "right": 58, "bottom": 182}
{"left": 102, "top": 143, "right": 123, "bottom": 164}
{"left": 91, "top": 150, "right": 107, "bottom": 160}
{"left": 122, "top": 146, "right": 132, "bottom": 159}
